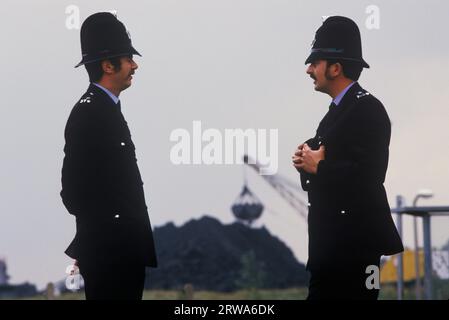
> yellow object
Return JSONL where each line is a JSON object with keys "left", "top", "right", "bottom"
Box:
{"left": 380, "top": 249, "right": 424, "bottom": 283}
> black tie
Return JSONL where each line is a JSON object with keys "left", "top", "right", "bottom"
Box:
{"left": 317, "top": 102, "right": 338, "bottom": 135}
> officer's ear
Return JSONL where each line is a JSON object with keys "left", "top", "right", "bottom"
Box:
{"left": 101, "top": 60, "right": 116, "bottom": 75}
{"left": 325, "top": 61, "right": 343, "bottom": 80}
{"left": 333, "top": 63, "right": 344, "bottom": 77}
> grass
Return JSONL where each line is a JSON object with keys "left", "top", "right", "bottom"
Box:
{"left": 23, "top": 287, "right": 308, "bottom": 300}
{"left": 17, "top": 279, "right": 449, "bottom": 300}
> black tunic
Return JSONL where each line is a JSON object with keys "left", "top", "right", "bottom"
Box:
{"left": 299, "top": 82, "right": 403, "bottom": 271}
{"left": 61, "top": 84, "right": 157, "bottom": 267}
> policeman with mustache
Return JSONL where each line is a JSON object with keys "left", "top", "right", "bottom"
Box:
{"left": 292, "top": 16, "right": 403, "bottom": 300}
{"left": 61, "top": 12, "right": 157, "bottom": 300}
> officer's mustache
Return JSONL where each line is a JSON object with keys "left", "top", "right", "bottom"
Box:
{"left": 310, "top": 74, "right": 316, "bottom": 81}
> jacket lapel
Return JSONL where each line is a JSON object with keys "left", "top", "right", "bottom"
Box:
{"left": 318, "top": 83, "right": 362, "bottom": 144}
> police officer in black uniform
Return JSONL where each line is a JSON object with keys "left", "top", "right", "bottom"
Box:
{"left": 61, "top": 12, "right": 157, "bottom": 300}
{"left": 292, "top": 16, "right": 403, "bottom": 300}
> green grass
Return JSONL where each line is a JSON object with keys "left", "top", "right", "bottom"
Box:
{"left": 22, "top": 287, "right": 308, "bottom": 300}
{"left": 379, "top": 279, "right": 449, "bottom": 300}
{"left": 17, "top": 279, "right": 449, "bottom": 300}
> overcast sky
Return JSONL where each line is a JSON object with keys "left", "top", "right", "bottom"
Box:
{"left": 1, "top": 0, "right": 448, "bottom": 289}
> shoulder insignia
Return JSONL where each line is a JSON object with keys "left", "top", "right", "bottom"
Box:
{"left": 79, "top": 95, "right": 92, "bottom": 104}
{"left": 356, "top": 90, "right": 370, "bottom": 99}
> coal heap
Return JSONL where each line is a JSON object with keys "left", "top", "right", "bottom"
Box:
{"left": 145, "top": 216, "right": 308, "bottom": 292}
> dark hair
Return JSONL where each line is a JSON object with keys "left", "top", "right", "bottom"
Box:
{"left": 326, "top": 59, "right": 363, "bottom": 81}
{"left": 84, "top": 57, "right": 122, "bottom": 83}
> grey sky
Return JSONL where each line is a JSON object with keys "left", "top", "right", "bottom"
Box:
{"left": 1, "top": 0, "right": 448, "bottom": 289}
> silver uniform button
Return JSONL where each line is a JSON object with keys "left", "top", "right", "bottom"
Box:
{"left": 114, "top": 214, "right": 120, "bottom": 219}
{"left": 306, "top": 180, "right": 310, "bottom": 184}
{"left": 308, "top": 202, "right": 311, "bottom": 207}
{"left": 121, "top": 142, "right": 126, "bottom": 146}
{"left": 341, "top": 210, "right": 346, "bottom": 214}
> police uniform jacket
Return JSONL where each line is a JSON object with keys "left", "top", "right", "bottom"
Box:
{"left": 61, "top": 84, "right": 157, "bottom": 267}
{"left": 299, "top": 82, "right": 403, "bottom": 271}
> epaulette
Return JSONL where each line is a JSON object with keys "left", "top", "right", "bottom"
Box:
{"left": 355, "top": 90, "right": 370, "bottom": 99}
{"left": 79, "top": 91, "right": 95, "bottom": 104}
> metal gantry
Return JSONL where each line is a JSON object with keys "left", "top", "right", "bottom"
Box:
{"left": 392, "top": 202, "right": 449, "bottom": 300}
